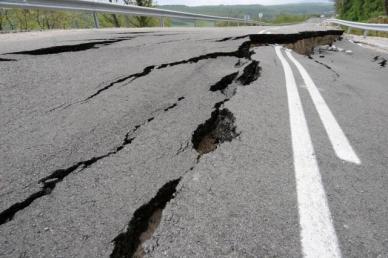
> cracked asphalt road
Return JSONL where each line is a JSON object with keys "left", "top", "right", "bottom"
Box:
{"left": 1, "top": 22, "right": 388, "bottom": 257}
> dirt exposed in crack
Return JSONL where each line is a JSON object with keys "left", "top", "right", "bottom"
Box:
{"left": 209, "top": 72, "right": 239, "bottom": 93}
{"left": 7, "top": 37, "right": 133, "bottom": 55}
{"left": 0, "top": 97, "right": 185, "bottom": 225}
{"left": 193, "top": 57, "right": 263, "bottom": 158}
{"left": 192, "top": 108, "right": 239, "bottom": 156}
{"left": 250, "top": 30, "right": 343, "bottom": 55}
{"left": 110, "top": 178, "right": 181, "bottom": 258}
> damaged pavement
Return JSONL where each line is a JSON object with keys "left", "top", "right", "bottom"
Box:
{"left": 1, "top": 23, "right": 388, "bottom": 258}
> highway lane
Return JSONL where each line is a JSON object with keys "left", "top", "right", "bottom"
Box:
{"left": 0, "top": 24, "right": 387, "bottom": 257}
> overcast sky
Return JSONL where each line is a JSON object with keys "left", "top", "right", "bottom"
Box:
{"left": 156, "top": 0, "right": 331, "bottom": 6}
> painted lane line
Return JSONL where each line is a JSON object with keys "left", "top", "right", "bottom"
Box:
{"left": 286, "top": 50, "right": 361, "bottom": 165}
{"left": 275, "top": 46, "right": 342, "bottom": 258}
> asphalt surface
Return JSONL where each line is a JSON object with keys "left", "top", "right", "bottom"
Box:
{"left": 0, "top": 21, "right": 387, "bottom": 257}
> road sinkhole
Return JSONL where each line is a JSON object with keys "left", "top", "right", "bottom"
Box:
{"left": 110, "top": 178, "right": 181, "bottom": 258}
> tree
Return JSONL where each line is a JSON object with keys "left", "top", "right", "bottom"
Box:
{"left": 108, "top": 0, "right": 121, "bottom": 27}
{"left": 0, "top": 10, "right": 4, "bottom": 30}
{"left": 128, "top": 0, "right": 156, "bottom": 27}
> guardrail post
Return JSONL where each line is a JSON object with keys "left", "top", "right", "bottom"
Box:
{"left": 93, "top": 12, "right": 99, "bottom": 29}
{"left": 347, "top": 27, "right": 351, "bottom": 34}
{"left": 159, "top": 16, "right": 164, "bottom": 27}
{"left": 363, "top": 30, "right": 368, "bottom": 38}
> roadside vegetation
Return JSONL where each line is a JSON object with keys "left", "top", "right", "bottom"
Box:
{"left": 334, "top": 0, "right": 388, "bottom": 37}
{"left": 0, "top": 2, "right": 333, "bottom": 32}
{"left": 0, "top": 0, "right": 166, "bottom": 31}
{"left": 335, "top": 0, "right": 387, "bottom": 22}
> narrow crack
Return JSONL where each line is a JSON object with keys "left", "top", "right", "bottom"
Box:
{"left": 83, "top": 65, "right": 155, "bottom": 102}
{"left": 7, "top": 37, "right": 133, "bottom": 55}
{"left": 115, "top": 32, "right": 155, "bottom": 35}
{"left": 0, "top": 97, "right": 185, "bottom": 225}
{"left": 81, "top": 41, "right": 252, "bottom": 102}
{"left": 0, "top": 126, "right": 138, "bottom": 225}
{"left": 214, "top": 98, "right": 230, "bottom": 109}
{"left": 379, "top": 59, "right": 387, "bottom": 68}
{"left": 78, "top": 30, "right": 343, "bottom": 104}
{"left": 0, "top": 57, "right": 16, "bottom": 62}
{"left": 156, "top": 41, "right": 253, "bottom": 69}
{"left": 309, "top": 56, "right": 340, "bottom": 77}
{"left": 110, "top": 178, "right": 181, "bottom": 258}
{"left": 216, "top": 37, "right": 233, "bottom": 42}
{"left": 216, "top": 35, "right": 248, "bottom": 42}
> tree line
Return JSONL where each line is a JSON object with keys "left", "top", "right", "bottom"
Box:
{"left": 0, "top": 0, "right": 164, "bottom": 31}
{"left": 334, "top": 0, "right": 387, "bottom": 21}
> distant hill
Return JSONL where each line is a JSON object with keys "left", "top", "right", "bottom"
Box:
{"left": 158, "top": 3, "right": 335, "bottom": 20}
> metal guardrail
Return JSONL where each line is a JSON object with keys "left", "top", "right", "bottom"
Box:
{"left": 0, "top": 0, "right": 260, "bottom": 28}
{"left": 327, "top": 19, "right": 388, "bottom": 35}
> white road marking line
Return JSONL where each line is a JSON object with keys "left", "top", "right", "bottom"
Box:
{"left": 286, "top": 50, "right": 361, "bottom": 165}
{"left": 275, "top": 46, "right": 342, "bottom": 258}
